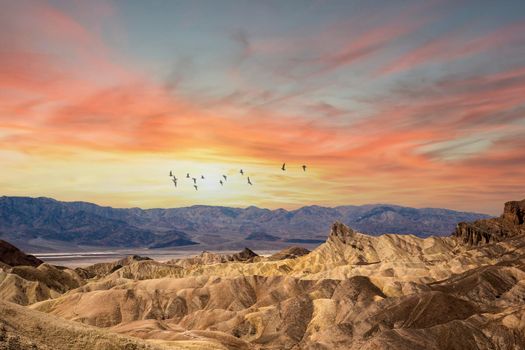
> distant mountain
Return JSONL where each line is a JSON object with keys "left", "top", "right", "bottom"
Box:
{"left": 0, "top": 196, "right": 491, "bottom": 251}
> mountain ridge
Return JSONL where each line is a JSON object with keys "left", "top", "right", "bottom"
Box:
{"left": 1, "top": 195, "right": 491, "bottom": 215}
{"left": 0, "top": 196, "right": 492, "bottom": 251}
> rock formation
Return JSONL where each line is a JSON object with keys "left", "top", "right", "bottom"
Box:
{"left": 0, "top": 240, "right": 43, "bottom": 267}
{"left": 268, "top": 246, "right": 310, "bottom": 260}
{"left": 76, "top": 255, "right": 152, "bottom": 279}
{"left": 454, "top": 199, "right": 525, "bottom": 245}
{"left": 167, "top": 247, "right": 260, "bottom": 269}
{"left": 503, "top": 199, "right": 525, "bottom": 225}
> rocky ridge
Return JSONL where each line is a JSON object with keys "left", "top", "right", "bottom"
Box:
{"left": 454, "top": 199, "right": 525, "bottom": 245}
{"left": 0, "top": 240, "right": 43, "bottom": 268}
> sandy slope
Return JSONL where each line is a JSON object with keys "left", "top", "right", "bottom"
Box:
{"left": 0, "top": 299, "right": 176, "bottom": 350}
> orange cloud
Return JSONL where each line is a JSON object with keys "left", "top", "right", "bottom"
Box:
{"left": 1, "top": 1, "right": 524, "bottom": 215}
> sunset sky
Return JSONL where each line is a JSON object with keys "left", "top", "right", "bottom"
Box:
{"left": 1, "top": 0, "right": 524, "bottom": 214}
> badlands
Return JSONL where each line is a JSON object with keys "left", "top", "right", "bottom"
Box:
{"left": 1, "top": 199, "right": 525, "bottom": 349}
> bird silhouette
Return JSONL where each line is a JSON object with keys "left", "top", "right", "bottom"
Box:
{"left": 186, "top": 173, "right": 190, "bottom": 178}
{"left": 172, "top": 177, "right": 177, "bottom": 187}
{"left": 240, "top": 169, "right": 244, "bottom": 175}
{"left": 169, "top": 170, "right": 173, "bottom": 177}
{"left": 192, "top": 177, "right": 197, "bottom": 184}
{"left": 222, "top": 175, "right": 227, "bottom": 181}
{"left": 247, "top": 177, "right": 252, "bottom": 185}
{"left": 281, "top": 163, "right": 286, "bottom": 171}
{"left": 302, "top": 165, "right": 307, "bottom": 171}
{"left": 219, "top": 180, "right": 223, "bottom": 186}
{"left": 201, "top": 175, "right": 205, "bottom": 179}
{"left": 194, "top": 185, "right": 198, "bottom": 191}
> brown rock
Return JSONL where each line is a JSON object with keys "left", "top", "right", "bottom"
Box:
{"left": 502, "top": 199, "right": 525, "bottom": 225}
{"left": 268, "top": 246, "right": 310, "bottom": 261}
{"left": 228, "top": 247, "right": 258, "bottom": 262}
{"left": 76, "top": 255, "right": 152, "bottom": 279}
{"left": 453, "top": 199, "right": 525, "bottom": 246}
{"left": 329, "top": 221, "right": 356, "bottom": 244}
{"left": 0, "top": 240, "right": 43, "bottom": 267}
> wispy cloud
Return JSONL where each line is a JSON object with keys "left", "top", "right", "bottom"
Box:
{"left": 379, "top": 20, "right": 525, "bottom": 75}
{"left": 1, "top": 0, "right": 524, "bottom": 214}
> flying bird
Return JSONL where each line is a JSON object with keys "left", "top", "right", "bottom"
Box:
{"left": 172, "top": 177, "right": 177, "bottom": 187}
{"left": 247, "top": 177, "right": 252, "bottom": 185}
{"left": 302, "top": 165, "right": 307, "bottom": 171}
{"left": 194, "top": 185, "right": 198, "bottom": 191}
{"left": 281, "top": 163, "right": 286, "bottom": 171}
{"left": 219, "top": 180, "right": 223, "bottom": 186}
{"left": 192, "top": 177, "right": 197, "bottom": 184}
{"left": 240, "top": 169, "right": 244, "bottom": 175}
{"left": 186, "top": 173, "right": 190, "bottom": 178}
{"left": 222, "top": 175, "right": 227, "bottom": 181}
{"left": 201, "top": 175, "right": 205, "bottom": 179}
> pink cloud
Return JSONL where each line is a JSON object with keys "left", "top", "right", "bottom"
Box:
{"left": 380, "top": 21, "right": 525, "bottom": 75}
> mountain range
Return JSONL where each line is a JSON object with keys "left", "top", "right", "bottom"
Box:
{"left": 0, "top": 196, "right": 491, "bottom": 251}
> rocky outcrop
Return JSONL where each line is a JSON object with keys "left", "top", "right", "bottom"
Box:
{"left": 228, "top": 247, "right": 258, "bottom": 262}
{"left": 268, "top": 246, "right": 310, "bottom": 260}
{"left": 0, "top": 240, "right": 42, "bottom": 267}
{"left": 75, "top": 255, "right": 152, "bottom": 279}
{"left": 503, "top": 199, "right": 525, "bottom": 225}
{"left": 454, "top": 199, "right": 525, "bottom": 245}
{"left": 168, "top": 248, "right": 260, "bottom": 269}
{"left": 328, "top": 221, "right": 356, "bottom": 244}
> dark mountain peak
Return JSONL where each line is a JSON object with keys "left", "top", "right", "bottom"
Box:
{"left": 0, "top": 239, "right": 43, "bottom": 267}
{"left": 453, "top": 199, "right": 525, "bottom": 246}
{"left": 221, "top": 247, "right": 259, "bottom": 263}
{"left": 236, "top": 247, "right": 258, "bottom": 259}
{"left": 328, "top": 221, "right": 356, "bottom": 244}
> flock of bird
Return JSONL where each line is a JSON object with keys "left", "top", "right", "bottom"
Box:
{"left": 168, "top": 163, "right": 306, "bottom": 191}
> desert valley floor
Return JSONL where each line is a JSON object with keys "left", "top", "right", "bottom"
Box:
{"left": 1, "top": 199, "right": 525, "bottom": 350}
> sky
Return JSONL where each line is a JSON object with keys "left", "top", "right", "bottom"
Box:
{"left": 1, "top": 0, "right": 524, "bottom": 215}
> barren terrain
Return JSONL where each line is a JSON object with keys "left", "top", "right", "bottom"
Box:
{"left": 1, "top": 199, "right": 524, "bottom": 349}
